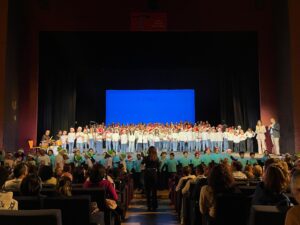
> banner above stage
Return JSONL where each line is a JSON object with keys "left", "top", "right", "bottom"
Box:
{"left": 130, "top": 12, "right": 167, "bottom": 31}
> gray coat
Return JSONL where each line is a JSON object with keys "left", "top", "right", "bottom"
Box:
{"left": 270, "top": 123, "right": 280, "bottom": 138}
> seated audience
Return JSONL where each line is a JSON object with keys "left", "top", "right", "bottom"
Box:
{"left": 61, "top": 164, "right": 73, "bottom": 182}
{"left": 83, "top": 164, "right": 118, "bottom": 201}
{"left": 285, "top": 170, "right": 300, "bottom": 225}
{"left": 231, "top": 161, "right": 247, "bottom": 180}
{"left": 3, "top": 162, "right": 28, "bottom": 191}
{"left": 244, "top": 165, "right": 255, "bottom": 179}
{"left": 56, "top": 176, "right": 72, "bottom": 197}
{"left": 252, "top": 162, "right": 291, "bottom": 207}
{"left": 0, "top": 191, "right": 18, "bottom": 210}
{"left": 200, "top": 163, "right": 239, "bottom": 222}
{"left": 57, "top": 176, "right": 103, "bottom": 224}
{"left": 175, "top": 166, "right": 196, "bottom": 192}
{"left": 182, "top": 164, "right": 206, "bottom": 195}
{"left": 38, "top": 165, "right": 57, "bottom": 187}
{"left": 0, "top": 166, "right": 9, "bottom": 188}
{"left": 20, "top": 174, "right": 44, "bottom": 197}
{"left": 252, "top": 165, "right": 263, "bottom": 181}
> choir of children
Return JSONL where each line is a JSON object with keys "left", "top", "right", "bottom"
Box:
{"left": 42, "top": 121, "right": 263, "bottom": 154}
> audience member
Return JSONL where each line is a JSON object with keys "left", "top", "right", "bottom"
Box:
{"left": 3, "top": 163, "right": 28, "bottom": 191}
{"left": 285, "top": 170, "right": 300, "bottom": 225}
{"left": 252, "top": 162, "right": 290, "bottom": 208}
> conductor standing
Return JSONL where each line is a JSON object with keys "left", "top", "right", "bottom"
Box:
{"left": 142, "top": 146, "right": 159, "bottom": 211}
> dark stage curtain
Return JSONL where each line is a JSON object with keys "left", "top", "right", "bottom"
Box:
{"left": 219, "top": 70, "right": 260, "bottom": 130}
{"left": 37, "top": 69, "right": 76, "bottom": 141}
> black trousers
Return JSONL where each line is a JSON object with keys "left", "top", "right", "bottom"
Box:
{"left": 133, "top": 172, "right": 143, "bottom": 189}
{"left": 246, "top": 138, "right": 254, "bottom": 152}
{"left": 144, "top": 170, "right": 158, "bottom": 209}
{"left": 228, "top": 141, "right": 234, "bottom": 151}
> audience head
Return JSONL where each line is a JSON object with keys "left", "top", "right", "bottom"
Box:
{"left": 264, "top": 158, "right": 280, "bottom": 171}
{"left": 20, "top": 174, "right": 42, "bottom": 196}
{"left": 291, "top": 170, "right": 300, "bottom": 204}
{"left": 263, "top": 162, "right": 289, "bottom": 194}
{"left": 231, "top": 161, "right": 243, "bottom": 172}
{"left": 253, "top": 165, "right": 263, "bottom": 179}
{"left": 38, "top": 165, "right": 54, "bottom": 182}
{"left": 182, "top": 166, "right": 192, "bottom": 176}
{"left": 57, "top": 176, "right": 72, "bottom": 197}
{"left": 195, "top": 164, "right": 205, "bottom": 176}
{"left": 244, "top": 165, "right": 254, "bottom": 179}
{"left": 13, "top": 163, "right": 28, "bottom": 179}
{"left": 0, "top": 166, "right": 9, "bottom": 187}
{"left": 208, "top": 163, "right": 234, "bottom": 194}
{"left": 89, "top": 164, "right": 106, "bottom": 184}
{"left": 73, "top": 166, "right": 85, "bottom": 184}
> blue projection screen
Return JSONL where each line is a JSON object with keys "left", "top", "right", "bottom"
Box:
{"left": 105, "top": 90, "right": 195, "bottom": 124}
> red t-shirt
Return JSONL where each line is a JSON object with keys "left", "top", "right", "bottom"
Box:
{"left": 83, "top": 179, "right": 118, "bottom": 201}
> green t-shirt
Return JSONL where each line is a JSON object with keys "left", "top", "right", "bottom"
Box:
{"left": 201, "top": 154, "right": 212, "bottom": 166}
{"left": 238, "top": 158, "right": 248, "bottom": 169}
{"left": 211, "top": 153, "right": 221, "bottom": 164}
{"left": 167, "top": 158, "right": 178, "bottom": 173}
{"left": 221, "top": 153, "right": 232, "bottom": 164}
{"left": 191, "top": 157, "right": 202, "bottom": 167}
{"left": 126, "top": 160, "right": 134, "bottom": 172}
{"left": 112, "top": 156, "right": 120, "bottom": 168}
{"left": 248, "top": 158, "right": 258, "bottom": 165}
{"left": 179, "top": 157, "right": 190, "bottom": 167}
{"left": 134, "top": 159, "right": 142, "bottom": 173}
{"left": 159, "top": 158, "right": 168, "bottom": 172}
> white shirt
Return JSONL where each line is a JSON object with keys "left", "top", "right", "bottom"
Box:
{"left": 227, "top": 133, "right": 234, "bottom": 141}
{"left": 67, "top": 132, "right": 76, "bottom": 143}
{"left": 209, "top": 132, "right": 217, "bottom": 142}
{"left": 239, "top": 134, "right": 247, "bottom": 141}
{"left": 88, "top": 133, "right": 95, "bottom": 140}
{"left": 154, "top": 135, "right": 160, "bottom": 142}
{"left": 96, "top": 133, "right": 103, "bottom": 141}
{"left": 120, "top": 134, "right": 128, "bottom": 144}
{"left": 60, "top": 135, "right": 68, "bottom": 144}
{"left": 76, "top": 132, "right": 84, "bottom": 143}
{"left": 83, "top": 133, "right": 89, "bottom": 143}
{"left": 245, "top": 131, "right": 254, "bottom": 138}
{"left": 137, "top": 134, "right": 143, "bottom": 143}
{"left": 201, "top": 131, "right": 208, "bottom": 141}
{"left": 178, "top": 131, "right": 187, "bottom": 142}
{"left": 233, "top": 135, "right": 240, "bottom": 143}
{"left": 142, "top": 134, "right": 148, "bottom": 143}
{"left": 106, "top": 132, "right": 112, "bottom": 141}
{"left": 186, "top": 131, "right": 195, "bottom": 141}
{"left": 172, "top": 133, "right": 178, "bottom": 141}
{"left": 215, "top": 132, "right": 224, "bottom": 142}
{"left": 112, "top": 133, "right": 120, "bottom": 142}
{"left": 129, "top": 134, "right": 136, "bottom": 142}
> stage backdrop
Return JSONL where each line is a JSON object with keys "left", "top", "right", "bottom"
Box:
{"left": 106, "top": 89, "right": 195, "bottom": 124}
{"left": 38, "top": 32, "right": 260, "bottom": 141}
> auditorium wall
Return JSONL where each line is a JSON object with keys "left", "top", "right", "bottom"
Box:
{"left": 0, "top": 0, "right": 8, "bottom": 149}
{"left": 289, "top": 0, "right": 300, "bottom": 152}
{"left": 1, "top": 0, "right": 298, "bottom": 153}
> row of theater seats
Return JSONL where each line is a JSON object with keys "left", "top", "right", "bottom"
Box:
{"left": 0, "top": 178, "right": 134, "bottom": 225}
{"left": 170, "top": 179, "right": 295, "bottom": 225}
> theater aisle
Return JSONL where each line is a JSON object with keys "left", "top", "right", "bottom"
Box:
{"left": 122, "top": 190, "right": 179, "bottom": 225}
